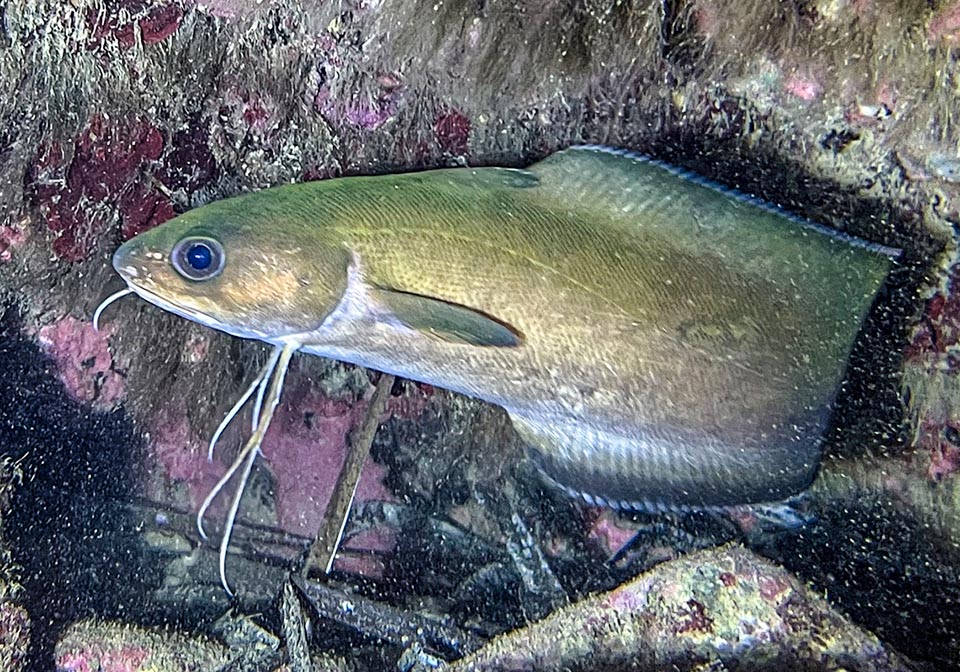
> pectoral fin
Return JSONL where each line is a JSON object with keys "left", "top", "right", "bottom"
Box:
{"left": 370, "top": 287, "right": 522, "bottom": 347}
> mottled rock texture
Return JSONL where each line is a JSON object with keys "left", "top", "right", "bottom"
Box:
{"left": 451, "top": 544, "right": 911, "bottom": 672}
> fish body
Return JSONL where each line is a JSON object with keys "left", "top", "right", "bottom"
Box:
{"left": 111, "top": 146, "right": 896, "bottom": 510}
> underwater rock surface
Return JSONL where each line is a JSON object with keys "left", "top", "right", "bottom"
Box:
{"left": 55, "top": 619, "right": 228, "bottom": 672}
{"left": 451, "top": 544, "right": 910, "bottom": 672}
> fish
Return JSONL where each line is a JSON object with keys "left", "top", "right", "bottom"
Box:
{"left": 95, "top": 145, "right": 898, "bottom": 592}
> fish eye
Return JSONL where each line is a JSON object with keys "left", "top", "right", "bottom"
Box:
{"left": 171, "top": 237, "right": 225, "bottom": 281}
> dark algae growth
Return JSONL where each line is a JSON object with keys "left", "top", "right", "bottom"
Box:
{"left": 0, "top": 307, "right": 148, "bottom": 669}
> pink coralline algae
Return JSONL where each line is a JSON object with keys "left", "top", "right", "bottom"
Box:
{"left": 783, "top": 72, "right": 823, "bottom": 102}
{"left": 155, "top": 117, "right": 220, "bottom": 194}
{"left": 692, "top": 0, "right": 723, "bottom": 40}
{"left": 314, "top": 73, "right": 404, "bottom": 132}
{"left": 86, "top": 1, "right": 183, "bottom": 50}
{"left": 915, "top": 414, "right": 960, "bottom": 482}
{"left": 223, "top": 90, "right": 279, "bottom": 137}
{"left": 144, "top": 404, "right": 213, "bottom": 508}
{"left": 724, "top": 506, "right": 764, "bottom": 535}
{"left": 58, "top": 645, "right": 147, "bottom": 672}
{"left": 29, "top": 116, "right": 173, "bottom": 261}
{"left": 0, "top": 224, "right": 27, "bottom": 264}
{"left": 192, "top": 0, "right": 268, "bottom": 19}
{"left": 903, "top": 267, "right": 960, "bottom": 482}
{"left": 586, "top": 509, "right": 638, "bottom": 557}
{"left": 0, "top": 602, "right": 30, "bottom": 672}
{"left": 603, "top": 578, "right": 649, "bottom": 613}
{"left": 55, "top": 620, "right": 227, "bottom": 672}
{"left": 118, "top": 182, "right": 177, "bottom": 241}
{"left": 71, "top": 119, "right": 164, "bottom": 201}
{"left": 673, "top": 599, "right": 714, "bottom": 635}
{"left": 308, "top": 36, "right": 404, "bottom": 132}
{"left": 905, "top": 266, "right": 960, "bottom": 368}
{"left": 929, "top": 3, "right": 960, "bottom": 44}
{"left": 260, "top": 378, "right": 395, "bottom": 537}
{"left": 315, "top": 90, "right": 400, "bottom": 131}
{"left": 383, "top": 381, "right": 434, "bottom": 420}
{"left": 757, "top": 574, "right": 791, "bottom": 601}
{"left": 212, "top": 89, "right": 283, "bottom": 151}
{"left": 37, "top": 316, "right": 126, "bottom": 410}
{"left": 146, "top": 371, "right": 403, "bottom": 570}
{"left": 434, "top": 111, "right": 471, "bottom": 156}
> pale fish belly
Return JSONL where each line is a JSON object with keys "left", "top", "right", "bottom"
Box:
{"left": 509, "top": 406, "right": 827, "bottom": 510}
{"left": 305, "top": 305, "right": 826, "bottom": 510}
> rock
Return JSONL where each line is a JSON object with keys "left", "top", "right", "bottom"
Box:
{"left": 450, "top": 544, "right": 910, "bottom": 672}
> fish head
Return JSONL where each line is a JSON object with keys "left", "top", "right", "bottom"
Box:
{"left": 112, "top": 192, "right": 350, "bottom": 341}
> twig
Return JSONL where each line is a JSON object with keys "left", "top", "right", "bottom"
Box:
{"left": 303, "top": 373, "right": 396, "bottom": 576}
{"left": 280, "top": 580, "right": 312, "bottom": 672}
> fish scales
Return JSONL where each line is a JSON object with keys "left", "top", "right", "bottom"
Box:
{"left": 108, "top": 145, "right": 895, "bottom": 511}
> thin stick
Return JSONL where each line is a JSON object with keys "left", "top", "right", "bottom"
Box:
{"left": 280, "top": 580, "right": 312, "bottom": 672}
{"left": 303, "top": 373, "right": 395, "bottom": 576}
{"left": 293, "top": 574, "right": 483, "bottom": 658}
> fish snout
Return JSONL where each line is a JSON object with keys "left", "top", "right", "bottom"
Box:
{"left": 112, "top": 238, "right": 162, "bottom": 284}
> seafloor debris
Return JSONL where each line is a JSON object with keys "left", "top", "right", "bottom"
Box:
{"left": 293, "top": 575, "right": 483, "bottom": 659}
{"left": 54, "top": 541, "right": 912, "bottom": 671}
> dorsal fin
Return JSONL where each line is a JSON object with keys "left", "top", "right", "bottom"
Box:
{"left": 527, "top": 144, "right": 900, "bottom": 258}
{"left": 523, "top": 145, "right": 897, "bottom": 340}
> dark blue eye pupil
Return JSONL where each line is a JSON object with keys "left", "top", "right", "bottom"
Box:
{"left": 186, "top": 243, "right": 212, "bottom": 270}
{"left": 173, "top": 236, "right": 223, "bottom": 281}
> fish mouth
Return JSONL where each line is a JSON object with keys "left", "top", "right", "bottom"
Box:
{"left": 123, "top": 280, "right": 225, "bottom": 333}
{"left": 122, "top": 280, "right": 281, "bottom": 342}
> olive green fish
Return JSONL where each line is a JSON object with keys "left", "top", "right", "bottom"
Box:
{"left": 99, "top": 146, "right": 895, "bottom": 589}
